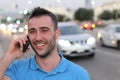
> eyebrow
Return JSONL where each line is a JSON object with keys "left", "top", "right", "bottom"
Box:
{"left": 40, "top": 27, "right": 49, "bottom": 30}
{"left": 28, "top": 27, "right": 49, "bottom": 31}
{"left": 28, "top": 28, "right": 35, "bottom": 32}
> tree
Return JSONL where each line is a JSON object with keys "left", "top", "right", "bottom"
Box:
{"left": 98, "top": 10, "right": 113, "bottom": 20}
{"left": 55, "top": 14, "right": 70, "bottom": 22}
{"left": 74, "top": 8, "right": 94, "bottom": 21}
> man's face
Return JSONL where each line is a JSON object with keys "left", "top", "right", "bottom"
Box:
{"left": 28, "top": 15, "right": 60, "bottom": 58}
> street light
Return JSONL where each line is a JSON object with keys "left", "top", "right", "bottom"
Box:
{"left": 91, "top": 0, "right": 95, "bottom": 5}
{"left": 23, "top": 9, "right": 28, "bottom": 15}
{"left": 57, "top": 0, "right": 61, "bottom": 3}
{"left": 28, "top": 0, "right": 32, "bottom": 5}
{"left": 7, "top": 17, "right": 12, "bottom": 22}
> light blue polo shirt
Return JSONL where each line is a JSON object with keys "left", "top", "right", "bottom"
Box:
{"left": 5, "top": 53, "right": 91, "bottom": 80}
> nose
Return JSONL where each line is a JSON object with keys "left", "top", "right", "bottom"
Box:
{"left": 35, "top": 32, "right": 43, "bottom": 40}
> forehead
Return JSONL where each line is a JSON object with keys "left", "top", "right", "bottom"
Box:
{"left": 28, "top": 15, "right": 54, "bottom": 28}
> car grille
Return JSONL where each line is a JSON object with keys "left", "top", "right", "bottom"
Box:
{"left": 70, "top": 40, "right": 87, "bottom": 45}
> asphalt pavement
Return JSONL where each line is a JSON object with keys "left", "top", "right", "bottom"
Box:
{"left": 0, "top": 32, "right": 4, "bottom": 56}
{"left": 0, "top": 32, "right": 12, "bottom": 57}
{"left": 0, "top": 32, "right": 34, "bottom": 59}
{"left": 0, "top": 45, "right": 4, "bottom": 56}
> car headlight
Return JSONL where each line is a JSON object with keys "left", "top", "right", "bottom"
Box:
{"left": 18, "top": 28, "right": 24, "bottom": 32}
{"left": 12, "top": 28, "right": 17, "bottom": 33}
{"left": 97, "top": 31, "right": 102, "bottom": 39}
{"left": 87, "top": 37, "right": 96, "bottom": 45}
{"left": 58, "top": 40, "right": 71, "bottom": 47}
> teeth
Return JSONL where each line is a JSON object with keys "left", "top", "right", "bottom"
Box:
{"left": 37, "top": 44, "right": 45, "bottom": 46}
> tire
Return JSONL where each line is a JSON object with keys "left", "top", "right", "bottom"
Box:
{"left": 100, "top": 38, "right": 105, "bottom": 47}
{"left": 117, "top": 41, "right": 120, "bottom": 49}
{"left": 88, "top": 52, "right": 95, "bottom": 58}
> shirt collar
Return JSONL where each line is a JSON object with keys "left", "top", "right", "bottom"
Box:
{"left": 30, "top": 53, "right": 70, "bottom": 74}
{"left": 55, "top": 53, "right": 70, "bottom": 73}
{"left": 30, "top": 55, "right": 40, "bottom": 70}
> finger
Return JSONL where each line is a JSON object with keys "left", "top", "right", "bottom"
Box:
{"left": 24, "top": 48, "right": 30, "bottom": 53}
{"left": 20, "top": 36, "right": 28, "bottom": 46}
{"left": 23, "top": 36, "right": 29, "bottom": 45}
{"left": 20, "top": 36, "right": 28, "bottom": 44}
{"left": 18, "top": 39, "right": 24, "bottom": 48}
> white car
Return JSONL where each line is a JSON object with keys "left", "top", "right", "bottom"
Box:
{"left": 11, "top": 23, "right": 26, "bottom": 35}
{"left": 97, "top": 24, "right": 120, "bottom": 49}
{"left": 58, "top": 22, "right": 96, "bottom": 57}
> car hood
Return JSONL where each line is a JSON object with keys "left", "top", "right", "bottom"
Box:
{"left": 59, "top": 33, "right": 92, "bottom": 41}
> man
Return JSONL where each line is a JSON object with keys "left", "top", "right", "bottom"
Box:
{"left": 0, "top": 7, "right": 91, "bottom": 80}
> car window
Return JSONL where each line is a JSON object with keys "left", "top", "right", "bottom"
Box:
{"left": 59, "top": 25, "right": 84, "bottom": 35}
{"left": 115, "top": 26, "right": 120, "bottom": 33}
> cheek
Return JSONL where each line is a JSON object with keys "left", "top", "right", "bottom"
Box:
{"left": 45, "top": 31, "right": 54, "bottom": 38}
{"left": 28, "top": 35, "right": 35, "bottom": 42}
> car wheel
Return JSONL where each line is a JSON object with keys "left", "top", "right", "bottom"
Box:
{"left": 88, "top": 52, "right": 95, "bottom": 58}
{"left": 117, "top": 41, "right": 120, "bottom": 49}
{"left": 100, "top": 38, "right": 105, "bottom": 47}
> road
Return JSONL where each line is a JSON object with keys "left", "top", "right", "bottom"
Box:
{"left": 70, "top": 44, "right": 120, "bottom": 80}
{"left": 0, "top": 28, "right": 120, "bottom": 80}
{"left": 0, "top": 32, "right": 12, "bottom": 55}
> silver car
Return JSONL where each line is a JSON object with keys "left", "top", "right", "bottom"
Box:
{"left": 58, "top": 22, "right": 96, "bottom": 57}
{"left": 97, "top": 24, "right": 120, "bottom": 49}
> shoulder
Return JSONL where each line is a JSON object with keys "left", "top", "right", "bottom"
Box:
{"left": 11, "top": 56, "right": 33, "bottom": 69}
{"left": 64, "top": 58, "right": 86, "bottom": 71}
{"left": 5, "top": 56, "right": 34, "bottom": 80}
{"left": 67, "top": 60, "right": 87, "bottom": 73}
{"left": 65, "top": 59, "right": 91, "bottom": 79}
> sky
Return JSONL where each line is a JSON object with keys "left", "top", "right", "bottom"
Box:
{"left": 0, "top": 0, "right": 120, "bottom": 12}
{"left": 0, "top": 0, "right": 120, "bottom": 18}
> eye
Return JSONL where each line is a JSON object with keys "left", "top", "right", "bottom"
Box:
{"left": 29, "top": 30, "right": 35, "bottom": 34}
{"left": 41, "top": 28, "right": 49, "bottom": 33}
{"left": 42, "top": 29, "right": 48, "bottom": 32}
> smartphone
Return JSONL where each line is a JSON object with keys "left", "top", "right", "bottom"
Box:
{"left": 22, "top": 36, "right": 30, "bottom": 52}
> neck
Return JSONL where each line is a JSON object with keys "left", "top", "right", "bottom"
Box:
{"left": 35, "top": 52, "right": 61, "bottom": 72}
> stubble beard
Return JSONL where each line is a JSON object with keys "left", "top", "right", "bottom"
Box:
{"left": 31, "top": 35, "right": 56, "bottom": 59}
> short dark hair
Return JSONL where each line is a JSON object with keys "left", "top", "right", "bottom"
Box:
{"left": 28, "top": 7, "right": 58, "bottom": 30}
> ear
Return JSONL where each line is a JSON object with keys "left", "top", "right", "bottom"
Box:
{"left": 56, "top": 28, "right": 61, "bottom": 39}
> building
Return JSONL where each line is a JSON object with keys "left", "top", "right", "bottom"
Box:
{"left": 94, "top": 1, "right": 120, "bottom": 21}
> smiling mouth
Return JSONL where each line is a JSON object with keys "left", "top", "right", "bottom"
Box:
{"left": 36, "top": 44, "right": 45, "bottom": 47}
{"left": 33, "top": 40, "right": 47, "bottom": 48}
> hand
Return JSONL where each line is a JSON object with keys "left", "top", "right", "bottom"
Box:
{"left": 6, "top": 36, "right": 30, "bottom": 60}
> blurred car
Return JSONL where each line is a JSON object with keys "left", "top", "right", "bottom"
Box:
{"left": 97, "top": 24, "right": 120, "bottom": 49}
{"left": 58, "top": 22, "right": 96, "bottom": 57}
{"left": 11, "top": 23, "right": 25, "bottom": 35}
{"left": 80, "top": 22, "right": 96, "bottom": 30}
{"left": 11, "top": 27, "right": 24, "bottom": 34}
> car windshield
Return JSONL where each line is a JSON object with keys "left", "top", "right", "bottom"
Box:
{"left": 115, "top": 26, "right": 120, "bottom": 33}
{"left": 59, "top": 25, "right": 84, "bottom": 35}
